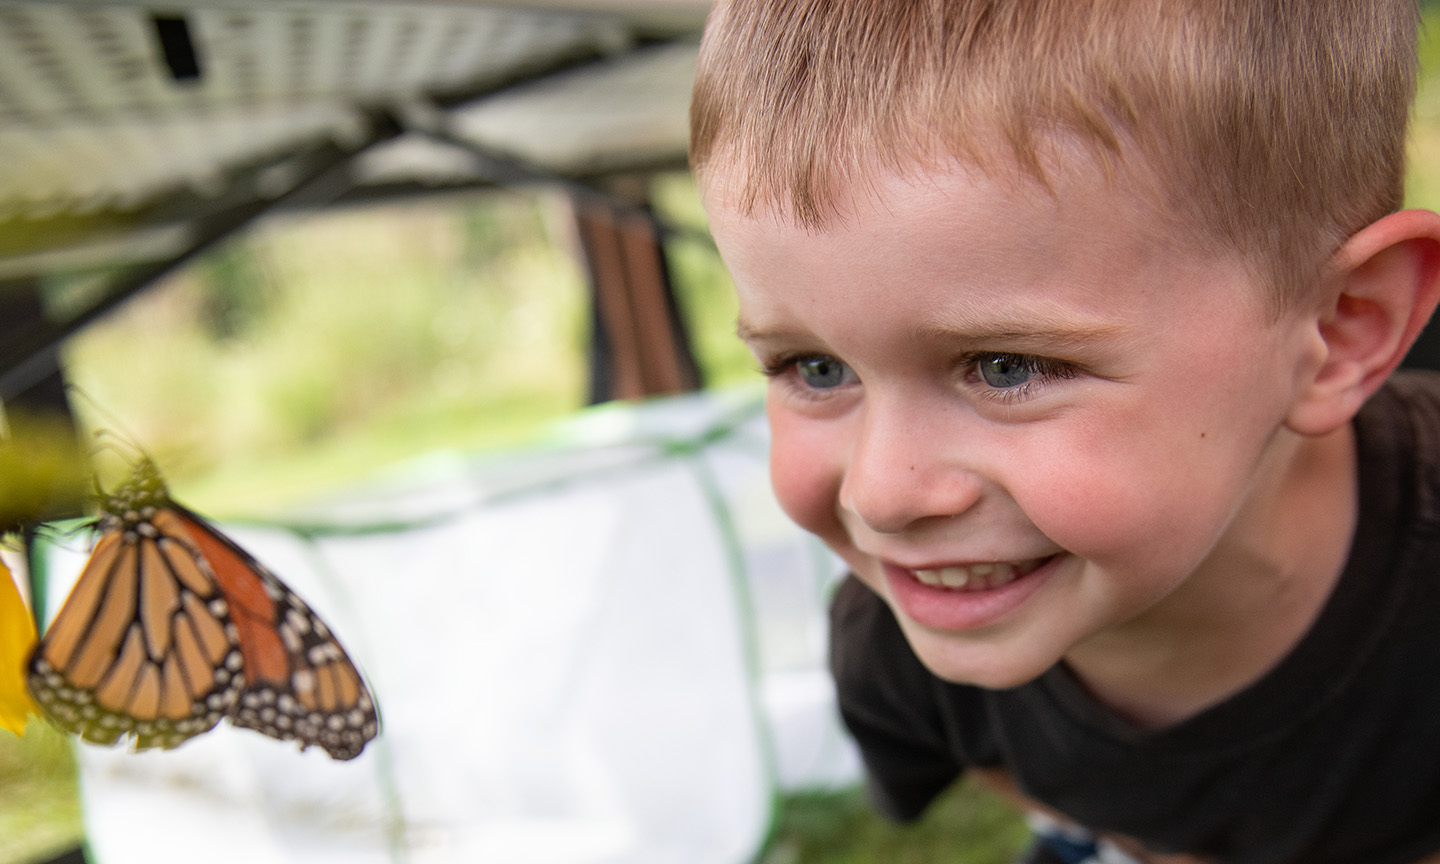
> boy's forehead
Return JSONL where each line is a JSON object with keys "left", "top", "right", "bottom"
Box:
{"left": 713, "top": 157, "right": 1101, "bottom": 281}
{"left": 703, "top": 143, "right": 1171, "bottom": 250}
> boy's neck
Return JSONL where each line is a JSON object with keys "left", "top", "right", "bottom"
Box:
{"left": 1062, "top": 422, "right": 1359, "bottom": 730}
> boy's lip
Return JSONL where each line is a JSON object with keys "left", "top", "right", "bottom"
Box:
{"left": 881, "top": 554, "right": 1061, "bottom": 632}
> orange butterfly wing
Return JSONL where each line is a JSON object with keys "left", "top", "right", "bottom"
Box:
{"left": 172, "top": 510, "right": 378, "bottom": 760}
{"left": 28, "top": 511, "right": 244, "bottom": 750}
{"left": 28, "top": 459, "right": 379, "bottom": 760}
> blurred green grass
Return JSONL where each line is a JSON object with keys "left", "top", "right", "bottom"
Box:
{"left": 10, "top": 7, "right": 1440, "bottom": 859}
{"left": 0, "top": 724, "right": 80, "bottom": 864}
{"left": 758, "top": 781, "right": 1029, "bottom": 864}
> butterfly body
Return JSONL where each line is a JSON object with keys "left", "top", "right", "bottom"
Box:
{"left": 28, "top": 459, "right": 378, "bottom": 760}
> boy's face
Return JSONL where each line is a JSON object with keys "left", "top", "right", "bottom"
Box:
{"left": 706, "top": 157, "right": 1327, "bottom": 688}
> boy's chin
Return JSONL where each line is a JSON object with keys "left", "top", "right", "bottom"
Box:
{"left": 899, "top": 623, "right": 1063, "bottom": 691}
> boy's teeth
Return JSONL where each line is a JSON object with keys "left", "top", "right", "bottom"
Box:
{"left": 913, "top": 561, "right": 1034, "bottom": 591}
{"left": 940, "top": 568, "right": 970, "bottom": 588}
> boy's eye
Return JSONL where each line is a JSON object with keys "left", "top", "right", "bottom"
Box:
{"left": 968, "top": 352, "right": 1079, "bottom": 397}
{"left": 795, "top": 355, "right": 853, "bottom": 389}
{"left": 977, "top": 354, "right": 1036, "bottom": 388}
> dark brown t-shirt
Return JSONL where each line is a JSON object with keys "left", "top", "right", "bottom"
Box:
{"left": 830, "top": 371, "right": 1440, "bottom": 864}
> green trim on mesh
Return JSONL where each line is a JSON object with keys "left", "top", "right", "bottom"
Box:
{"left": 685, "top": 449, "right": 785, "bottom": 850}
{"left": 225, "top": 392, "right": 767, "bottom": 541}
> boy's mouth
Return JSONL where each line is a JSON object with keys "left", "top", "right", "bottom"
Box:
{"left": 910, "top": 557, "right": 1051, "bottom": 592}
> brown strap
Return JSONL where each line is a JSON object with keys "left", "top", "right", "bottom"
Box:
{"left": 572, "top": 196, "right": 701, "bottom": 403}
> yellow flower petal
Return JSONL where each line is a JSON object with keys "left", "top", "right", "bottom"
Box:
{"left": 0, "top": 553, "right": 39, "bottom": 736}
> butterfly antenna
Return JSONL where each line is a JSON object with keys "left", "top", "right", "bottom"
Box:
{"left": 65, "top": 386, "right": 147, "bottom": 461}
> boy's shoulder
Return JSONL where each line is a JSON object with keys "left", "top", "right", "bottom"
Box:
{"left": 1372, "top": 367, "right": 1440, "bottom": 422}
{"left": 1357, "top": 368, "right": 1440, "bottom": 525}
{"left": 829, "top": 574, "right": 940, "bottom": 707}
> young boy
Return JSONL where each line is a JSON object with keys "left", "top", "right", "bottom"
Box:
{"left": 690, "top": 1, "right": 1440, "bottom": 862}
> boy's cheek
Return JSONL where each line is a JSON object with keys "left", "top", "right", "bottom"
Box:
{"left": 769, "top": 448, "right": 841, "bottom": 541}
{"left": 767, "top": 419, "right": 853, "bottom": 552}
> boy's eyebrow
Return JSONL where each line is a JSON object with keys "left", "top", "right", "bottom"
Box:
{"left": 734, "top": 320, "right": 796, "bottom": 342}
{"left": 911, "top": 321, "right": 1131, "bottom": 350}
{"left": 736, "top": 318, "right": 1131, "bottom": 350}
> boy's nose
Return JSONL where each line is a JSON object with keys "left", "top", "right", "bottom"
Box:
{"left": 838, "top": 405, "right": 984, "bottom": 535}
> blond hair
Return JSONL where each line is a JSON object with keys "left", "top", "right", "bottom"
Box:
{"left": 690, "top": 0, "right": 1420, "bottom": 305}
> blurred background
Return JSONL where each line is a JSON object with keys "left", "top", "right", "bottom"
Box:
{"left": 3, "top": 1, "right": 1440, "bottom": 863}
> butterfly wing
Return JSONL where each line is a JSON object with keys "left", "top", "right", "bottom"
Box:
{"left": 27, "top": 512, "right": 245, "bottom": 751}
{"left": 170, "top": 507, "right": 380, "bottom": 761}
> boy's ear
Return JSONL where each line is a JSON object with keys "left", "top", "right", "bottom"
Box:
{"left": 1287, "top": 209, "right": 1440, "bottom": 436}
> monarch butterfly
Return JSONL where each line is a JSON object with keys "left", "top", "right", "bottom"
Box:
{"left": 26, "top": 457, "right": 379, "bottom": 760}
